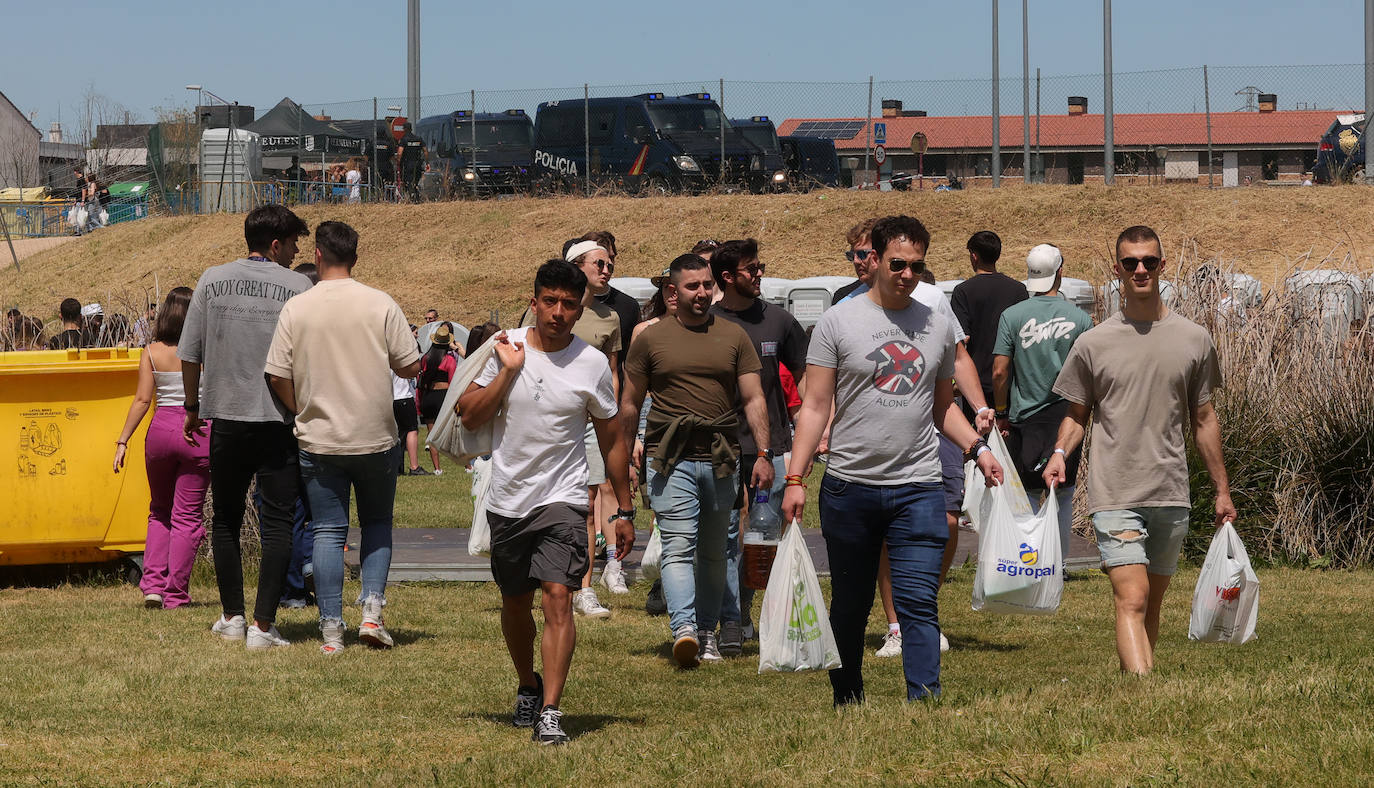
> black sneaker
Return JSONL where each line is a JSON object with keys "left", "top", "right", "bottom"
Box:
{"left": 532, "top": 706, "right": 570, "bottom": 745}
{"left": 513, "top": 674, "right": 543, "bottom": 728}
{"left": 645, "top": 579, "right": 667, "bottom": 616}
{"left": 408, "top": 466, "right": 432, "bottom": 476}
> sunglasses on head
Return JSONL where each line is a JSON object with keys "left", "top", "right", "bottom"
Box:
{"left": 844, "top": 249, "right": 872, "bottom": 263}
{"left": 1119, "top": 256, "right": 1162, "bottom": 272}
{"left": 888, "top": 258, "right": 926, "bottom": 275}
{"left": 696, "top": 239, "right": 719, "bottom": 249}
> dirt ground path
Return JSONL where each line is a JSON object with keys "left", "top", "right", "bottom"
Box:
{"left": 0, "top": 237, "right": 77, "bottom": 270}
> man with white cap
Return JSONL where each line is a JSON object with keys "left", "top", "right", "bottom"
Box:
{"left": 522, "top": 238, "right": 622, "bottom": 618}
{"left": 990, "top": 243, "right": 1093, "bottom": 552}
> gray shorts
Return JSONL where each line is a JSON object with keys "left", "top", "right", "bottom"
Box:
{"left": 938, "top": 434, "right": 965, "bottom": 513}
{"left": 1092, "top": 507, "right": 1190, "bottom": 576}
{"left": 583, "top": 421, "right": 606, "bottom": 486}
{"left": 487, "top": 502, "right": 590, "bottom": 596}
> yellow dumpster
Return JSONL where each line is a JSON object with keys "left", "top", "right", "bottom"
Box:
{"left": 1, "top": 348, "right": 150, "bottom": 566}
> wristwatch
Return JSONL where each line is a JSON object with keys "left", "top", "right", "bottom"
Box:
{"left": 757, "top": 449, "right": 774, "bottom": 461}
{"left": 608, "top": 507, "right": 636, "bottom": 524}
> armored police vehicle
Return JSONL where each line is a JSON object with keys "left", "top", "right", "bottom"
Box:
{"left": 533, "top": 93, "right": 774, "bottom": 193}
{"left": 730, "top": 116, "right": 789, "bottom": 190}
{"left": 415, "top": 109, "right": 534, "bottom": 195}
{"left": 1313, "top": 113, "right": 1365, "bottom": 184}
{"left": 779, "top": 135, "right": 841, "bottom": 189}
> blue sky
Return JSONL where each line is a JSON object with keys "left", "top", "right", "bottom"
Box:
{"left": 5, "top": 0, "right": 1367, "bottom": 135}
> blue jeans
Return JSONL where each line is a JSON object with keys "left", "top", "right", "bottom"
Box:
{"left": 299, "top": 445, "right": 401, "bottom": 625}
{"left": 722, "top": 455, "right": 787, "bottom": 626}
{"left": 253, "top": 491, "right": 313, "bottom": 602}
{"left": 819, "top": 474, "right": 947, "bottom": 703}
{"left": 646, "top": 460, "right": 738, "bottom": 634}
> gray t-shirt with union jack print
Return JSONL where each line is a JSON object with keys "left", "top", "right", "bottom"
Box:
{"left": 809, "top": 291, "right": 958, "bottom": 485}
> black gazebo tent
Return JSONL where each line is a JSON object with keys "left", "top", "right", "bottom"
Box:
{"left": 245, "top": 98, "right": 366, "bottom": 159}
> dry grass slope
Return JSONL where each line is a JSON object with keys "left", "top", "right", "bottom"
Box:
{"left": 6, "top": 185, "right": 1374, "bottom": 325}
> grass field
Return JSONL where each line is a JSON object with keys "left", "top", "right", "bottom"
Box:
{"left": 6, "top": 184, "right": 1374, "bottom": 326}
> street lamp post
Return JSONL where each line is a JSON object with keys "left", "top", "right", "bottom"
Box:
{"left": 185, "top": 85, "right": 202, "bottom": 123}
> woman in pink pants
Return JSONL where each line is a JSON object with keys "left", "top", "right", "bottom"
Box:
{"left": 113, "top": 287, "right": 209, "bottom": 609}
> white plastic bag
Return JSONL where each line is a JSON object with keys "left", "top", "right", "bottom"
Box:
{"left": 758, "top": 521, "right": 842, "bottom": 673}
{"left": 640, "top": 522, "right": 662, "bottom": 581}
{"left": 1189, "top": 522, "right": 1259, "bottom": 644}
{"left": 97, "top": 209, "right": 109, "bottom": 227}
{"left": 466, "top": 455, "right": 493, "bottom": 556}
{"left": 429, "top": 336, "right": 499, "bottom": 463}
{"left": 971, "top": 484, "right": 1064, "bottom": 615}
{"left": 962, "top": 427, "right": 1032, "bottom": 527}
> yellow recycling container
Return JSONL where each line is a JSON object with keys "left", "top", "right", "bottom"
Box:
{"left": 1, "top": 347, "right": 150, "bottom": 566}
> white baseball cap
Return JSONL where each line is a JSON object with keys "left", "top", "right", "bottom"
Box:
{"left": 81, "top": 302, "right": 103, "bottom": 317}
{"left": 1025, "top": 244, "right": 1062, "bottom": 293}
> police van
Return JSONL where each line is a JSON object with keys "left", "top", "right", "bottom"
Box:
{"left": 779, "top": 136, "right": 841, "bottom": 189}
{"left": 730, "top": 116, "right": 789, "bottom": 190}
{"left": 532, "top": 93, "right": 775, "bottom": 193}
{"left": 415, "top": 109, "right": 534, "bottom": 195}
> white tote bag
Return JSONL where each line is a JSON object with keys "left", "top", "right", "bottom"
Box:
{"left": 466, "top": 455, "right": 493, "bottom": 556}
{"left": 640, "top": 522, "right": 662, "bottom": 581}
{"left": 971, "top": 483, "right": 1064, "bottom": 615}
{"left": 962, "top": 428, "right": 1032, "bottom": 527}
{"left": 758, "top": 522, "right": 842, "bottom": 674}
{"left": 428, "top": 337, "right": 499, "bottom": 463}
{"left": 1189, "top": 522, "right": 1259, "bottom": 644}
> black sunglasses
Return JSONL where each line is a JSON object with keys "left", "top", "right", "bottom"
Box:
{"left": 1119, "top": 256, "right": 1162, "bottom": 272}
{"left": 887, "top": 258, "right": 926, "bottom": 275}
{"left": 739, "top": 263, "right": 766, "bottom": 276}
{"left": 593, "top": 260, "right": 615, "bottom": 272}
{"left": 845, "top": 249, "right": 873, "bottom": 263}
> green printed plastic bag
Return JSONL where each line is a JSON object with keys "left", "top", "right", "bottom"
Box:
{"left": 758, "top": 521, "right": 842, "bottom": 673}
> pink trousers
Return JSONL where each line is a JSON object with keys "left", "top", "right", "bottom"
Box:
{"left": 140, "top": 406, "right": 210, "bottom": 608}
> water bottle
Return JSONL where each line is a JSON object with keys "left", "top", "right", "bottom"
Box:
{"left": 742, "top": 490, "right": 783, "bottom": 590}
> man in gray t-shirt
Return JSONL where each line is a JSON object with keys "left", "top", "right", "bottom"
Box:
{"left": 178, "top": 205, "right": 313, "bottom": 650}
{"left": 783, "top": 215, "right": 1002, "bottom": 706}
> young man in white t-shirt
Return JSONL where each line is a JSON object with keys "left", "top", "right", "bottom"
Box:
{"left": 458, "top": 260, "right": 636, "bottom": 745}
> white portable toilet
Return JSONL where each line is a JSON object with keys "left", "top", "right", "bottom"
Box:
{"left": 1225, "top": 272, "right": 1263, "bottom": 307}
{"left": 1284, "top": 270, "right": 1364, "bottom": 338}
{"left": 758, "top": 277, "right": 793, "bottom": 309}
{"left": 608, "top": 277, "right": 657, "bottom": 308}
{"left": 936, "top": 279, "right": 963, "bottom": 299}
{"left": 417, "top": 321, "right": 471, "bottom": 354}
{"left": 199, "top": 128, "right": 262, "bottom": 213}
{"left": 785, "top": 275, "right": 857, "bottom": 328}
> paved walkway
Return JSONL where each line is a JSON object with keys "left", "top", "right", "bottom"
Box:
{"left": 347, "top": 525, "right": 1100, "bottom": 582}
{"left": 1, "top": 236, "right": 76, "bottom": 270}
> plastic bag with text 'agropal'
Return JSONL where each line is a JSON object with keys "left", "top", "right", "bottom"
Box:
{"left": 758, "top": 521, "right": 842, "bottom": 674}
{"left": 971, "top": 482, "right": 1064, "bottom": 615}
{"left": 1189, "top": 522, "right": 1259, "bottom": 644}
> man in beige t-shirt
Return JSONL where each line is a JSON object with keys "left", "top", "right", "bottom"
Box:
{"left": 265, "top": 221, "right": 421, "bottom": 656}
{"left": 1044, "top": 225, "right": 1235, "bottom": 676}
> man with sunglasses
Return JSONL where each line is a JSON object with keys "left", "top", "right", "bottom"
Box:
{"left": 783, "top": 214, "right": 1004, "bottom": 705}
{"left": 708, "top": 239, "right": 808, "bottom": 656}
{"left": 1045, "top": 225, "right": 1234, "bottom": 676}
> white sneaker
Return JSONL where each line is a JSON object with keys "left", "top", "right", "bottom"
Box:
{"left": 432, "top": 468, "right": 444, "bottom": 476}
{"left": 358, "top": 597, "right": 394, "bottom": 649}
{"left": 940, "top": 631, "right": 950, "bottom": 652}
{"left": 875, "top": 629, "right": 902, "bottom": 657}
{"left": 573, "top": 588, "right": 611, "bottom": 619}
{"left": 600, "top": 560, "right": 630, "bottom": 595}
{"left": 320, "top": 620, "right": 346, "bottom": 655}
{"left": 143, "top": 593, "right": 163, "bottom": 609}
{"left": 245, "top": 623, "right": 291, "bottom": 650}
{"left": 698, "top": 630, "right": 723, "bottom": 663}
{"left": 211, "top": 614, "right": 246, "bottom": 641}
{"left": 672, "top": 625, "right": 700, "bottom": 669}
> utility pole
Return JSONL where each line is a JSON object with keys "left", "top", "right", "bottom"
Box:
{"left": 992, "top": 0, "right": 1001, "bottom": 187}
{"left": 1103, "top": 0, "right": 1114, "bottom": 185}
{"left": 1022, "top": 0, "right": 1031, "bottom": 183}
{"left": 407, "top": 0, "right": 421, "bottom": 123}
{"left": 1366, "top": 0, "right": 1373, "bottom": 183}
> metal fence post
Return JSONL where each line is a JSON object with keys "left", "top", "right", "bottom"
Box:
{"left": 1035, "top": 67, "right": 1041, "bottom": 182}
{"left": 584, "top": 83, "right": 590, "bottom": 197}
{"left": 992, "top": 0, "right": 1000, "bottom": 188}
{"left": 1022, "top": 0, "right": 1030, "bottom": 184}
{"left": 471, "top": 90, "right": 478, "bottom": 197}
{"left": 1103, "top": 0, "right": 1114, "bottom": 186}
{"left": 1204, "top": 66, "right": 1214, "bottom": 189}
{"left": 1366, "top": 0, "right": 1373, "bottom": 184}
{"left": 719, "top": 78, "right": 726, "bottom": 184}
{"left": 372, "top": 97, "right": 378, "bottom": 200}
{"left": 863, "top": 76, "right": 873, "bottom": 187}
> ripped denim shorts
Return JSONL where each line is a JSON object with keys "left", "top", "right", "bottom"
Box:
{"left": 1091, "top": 507, "right": 1190, "bottom": 576}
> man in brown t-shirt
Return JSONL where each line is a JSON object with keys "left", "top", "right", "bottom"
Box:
{"left": 1045, "top": 225, "right": 1235, "bottom": 676}
{"left": 621, "top": 253, "right": 773, "bottom": 669}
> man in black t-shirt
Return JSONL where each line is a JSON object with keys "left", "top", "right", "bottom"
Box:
{"left": 708, "top": 239, "right": 807, "bottom": 656}
{"left": 372, "top": 133, "right": 396, "bottom": 197}
{"left": 950, "top": 230, "right": 1027, "bottom": 415}
{"left": 396, "top": 122, "right": 426, "bottom": 201}
{"left": 46, "top": 298, "right": 84, "bottom": 350}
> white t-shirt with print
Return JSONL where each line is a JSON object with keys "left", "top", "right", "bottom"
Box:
{"left": 475, "top": 327, "right": 617, "bottom": 518}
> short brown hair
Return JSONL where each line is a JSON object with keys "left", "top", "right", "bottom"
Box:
{"left": 1115, "top": 225, "right": 1162, "bottom": 258}
{"left": 580, "top": 230, "right": 617, "bottom": 260}
{"left": 845, "top": 218, "right": 881, "bottom": 249}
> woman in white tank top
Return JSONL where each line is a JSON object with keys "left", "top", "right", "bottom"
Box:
{"left": 113, "top": 287, "right": 211, "bottom": 609}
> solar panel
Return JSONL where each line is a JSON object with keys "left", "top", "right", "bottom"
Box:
{"left": 791, "top": 121, "right": 864, "bottom": 140}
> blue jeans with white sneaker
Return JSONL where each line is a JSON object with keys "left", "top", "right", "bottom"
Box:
{"left": 646, "top": 460, "right": 738, "bottom": 635}
{"left": 300, "top": 444, "right": 401, "bottom": 625}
